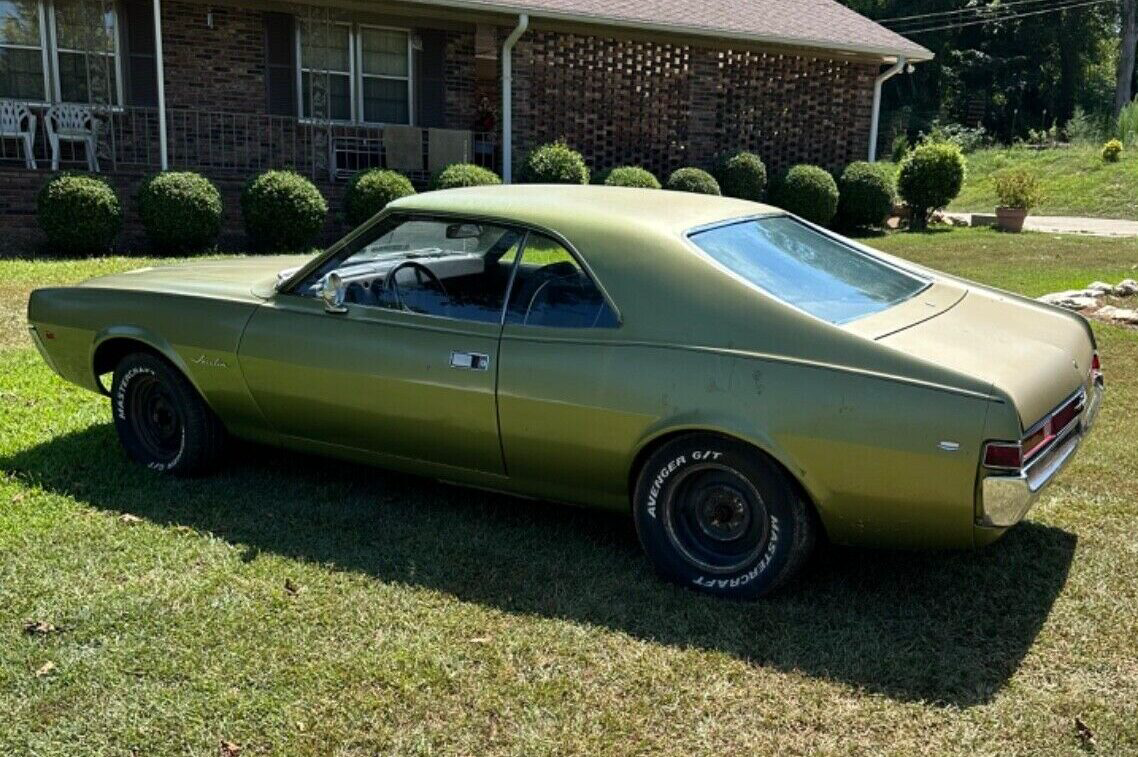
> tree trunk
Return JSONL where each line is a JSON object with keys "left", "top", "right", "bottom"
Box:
{"left": 1116, "top": 0, "right": 1138, "bottom": 116}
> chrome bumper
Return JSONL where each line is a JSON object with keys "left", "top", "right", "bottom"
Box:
{"left": 979, "top": 380, "right": 1103, "bottom": 528}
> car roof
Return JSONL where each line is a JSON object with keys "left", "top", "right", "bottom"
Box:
{"left": 388, "top": 184, "right": 780, "bottom": 238}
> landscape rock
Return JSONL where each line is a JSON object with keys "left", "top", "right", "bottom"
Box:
{"left": 1113, "top": 278, "right": 1138, "bottom": 296}
{"left": 1037, "top": 291, "right": 1102, "bottom": 310}
{"left": 1096, "top": 305, "right": 1138, "bottom": 323}
{"left": 1085, "top": 281, "right": 1115, "bottom": 295}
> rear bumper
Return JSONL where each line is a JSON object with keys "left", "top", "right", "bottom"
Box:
{"left": 978, "top": 379, "right": 1103, "bottom": 530}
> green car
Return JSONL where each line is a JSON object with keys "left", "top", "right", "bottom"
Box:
{"left": 27, "top": 186, "right": 1104, "bottom": 598}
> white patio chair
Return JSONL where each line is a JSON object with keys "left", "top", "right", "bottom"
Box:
{"left": 0, "top": 100, "right": 37, "bottom": 169}
{"left": 45, "top": 104, "right": 100, "bottom": 171}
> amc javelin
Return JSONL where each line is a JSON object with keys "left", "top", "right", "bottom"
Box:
{"left": 27, "top": 186, "right": 1104, "bottom": 598}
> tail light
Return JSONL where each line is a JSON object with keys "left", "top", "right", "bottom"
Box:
{"left": 983, "top": 442, "right": 1022, "bottom": 470}
{"left": 1091, "top": 352, "right": 1103, "bottom": 383}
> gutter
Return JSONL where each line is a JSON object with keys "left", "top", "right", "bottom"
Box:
{"left": 501, "top": 13, "right": 528, "bottom": 184}
{"left": 868, "top": 56, "right": 907, "bottom": 162}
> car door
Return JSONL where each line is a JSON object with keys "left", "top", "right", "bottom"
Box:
{"left": 237, "top": 215, "right": 523, "bottom": 475}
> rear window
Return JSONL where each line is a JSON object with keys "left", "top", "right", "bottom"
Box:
{"left": 689, "top": 217, "right": 928, "bottom": 324}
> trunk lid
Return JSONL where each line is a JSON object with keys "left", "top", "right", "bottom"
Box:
{"left": 875, "top": 287, "right": 1094, "bottom": 429}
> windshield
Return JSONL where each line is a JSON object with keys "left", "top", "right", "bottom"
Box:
{"left": 689, "top": 217, "right": 928, "bottom": 324}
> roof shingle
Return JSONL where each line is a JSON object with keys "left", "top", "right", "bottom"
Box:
{"left": 422, "top": 0, "right": 932, "bottom": 60}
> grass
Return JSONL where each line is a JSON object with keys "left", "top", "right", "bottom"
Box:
{"left": 947, "top": 144, "right": 1138, "bottom": 219}
{"left": 2, "top": 230, "right": 1137, "bottom": 754}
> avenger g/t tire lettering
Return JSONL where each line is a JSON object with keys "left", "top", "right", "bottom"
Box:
{"left": 111, "top": 352, "right": 225, "bottom": 475}
{"left": 633, "top": 434, "right": 815, "bottom": 599}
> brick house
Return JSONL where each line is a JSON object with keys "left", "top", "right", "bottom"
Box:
{"left": 0, "top": 0, "right": 930, "bottom": 251}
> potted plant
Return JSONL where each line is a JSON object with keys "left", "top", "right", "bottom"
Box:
{"left": 993, "top": 169, "right": 1042, "bottom": 233}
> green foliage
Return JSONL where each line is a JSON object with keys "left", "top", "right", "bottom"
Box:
{"left": 890, "top": 133, "right": 911, "bottom": 164}
{"left": 1118, "top": 100, "right": 1138, "bottom": 147}
{"left": 521, "top": 142, "right": 590, "bottom": 184}
{"left": 136, "top": 172, "right": 223, "bottom": 252}
{"left": 1065, "top": 107, "right": 1104, "bottom": 145}
{"left": 37, "top": 173, "right": 122, "bottom": 254}
{"left": 598, "top": 166, "right": 661, "bottom": 189}
{"left": 430, "top": 163, "right": 501, "bottom": 190}
{"left": 344, "top": 169, "right": 415, "bottom": 227}
{"left": 713, "top": 151, "right": 767, "bottom": 201}
{"left": 665, "top": 167, "right": 721, "bottom": 195}
{"left": 897, "top": 142, "right": 966, "bottom": 230}
{"left": 921, "top": 121, "right": 990, "bottom": 153}
{"left": 773, "top": 164, "right": 839, "bottom": 226}
{"left": 1101, "top": 138, "right": 1123, "bottom": 163}
{"left": 836, "top": 162, "right": 895, "bottom": 229}
{"left": 240, "top": 170, "right": 328, "bottom": 251}
{"left": 993, "top": 169, "right": 1043, "bottom": 210}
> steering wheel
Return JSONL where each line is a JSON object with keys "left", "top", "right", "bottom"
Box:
{"left": 384, "top": 260, "right": 449, "bottom": 312}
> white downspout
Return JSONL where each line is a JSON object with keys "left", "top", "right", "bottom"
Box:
{"left": 153, "top": 0, "right": 168, "bottom": 170}
{"left": 501, "top": 13, "right": 528, "bottom": 183}
{"left": 869, "top": 56, "right": 906, "bottom": 163}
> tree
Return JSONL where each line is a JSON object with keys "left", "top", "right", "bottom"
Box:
{"left": 1117, "top": 0, "right": 1137, "bottom": 117}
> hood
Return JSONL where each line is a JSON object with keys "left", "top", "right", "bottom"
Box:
{"left": 79, "top": 255, "right": 313, "bottom": 302}
{"left": 878, "top": 286, "right": 1094, "bottom": 429}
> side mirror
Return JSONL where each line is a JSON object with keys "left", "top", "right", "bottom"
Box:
{"left": 320, "top": 272, "right": 347, "bottom": 314}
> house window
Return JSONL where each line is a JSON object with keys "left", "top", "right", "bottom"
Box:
{"left": 50, "top": 0, "right": 120, "bottom": 105}
{"left": 298, "top": 20, "right": 352, "bottom": 121}
{"left": 0, "top": 0, "right": 49, "bottom": 101}
{"left": 297, "top": 21, "right": 410, "bottom": 125}
{"left": 0, "top": 0, "right": 120, "bottom": 105}
{"left": 359, "top": 26, "right": 409, "bottom": 124}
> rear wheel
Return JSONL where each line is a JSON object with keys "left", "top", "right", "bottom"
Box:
{"left": 110, "top": 352, "right": 225, "bottom": 475}
{"left": 633, "top": 434, "right": 815, "bottom": 599}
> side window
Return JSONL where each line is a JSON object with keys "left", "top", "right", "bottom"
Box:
{"left": 295, "top": 216, "right": 522, "bottom": 323}
{"left": 506, "top": 234, "right": 618, "bottom": 328}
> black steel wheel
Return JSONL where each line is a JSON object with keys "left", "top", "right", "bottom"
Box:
{"left": 111, "top": 352, "right": 225, "bottom": 475}
{"left": 633, "top": 434, "right": 816, "bottom": 599}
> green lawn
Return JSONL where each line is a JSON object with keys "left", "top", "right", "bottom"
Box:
{"left": 2, "top": 230, "right": 1138, "bottom": 754}
{"left": 947, "top": 144, "right": 1138, "bottom": 219}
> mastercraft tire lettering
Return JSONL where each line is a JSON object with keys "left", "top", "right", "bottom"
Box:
{"left": 633, "top": 434, "right": 815, "bottom": 599}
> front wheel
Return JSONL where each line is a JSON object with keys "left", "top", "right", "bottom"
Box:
{"left": 110, "top": 352, "right": 226, "bottom": 475}
{"left": 633, "top": 434, "right": 815, "bottom": 599}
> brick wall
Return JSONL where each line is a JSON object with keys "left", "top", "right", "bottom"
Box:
{"left": 162, "top": 2, "right": 268, "bottom": 114}
{"left": 511, "top": 30, "right": 877, "bottom": 180}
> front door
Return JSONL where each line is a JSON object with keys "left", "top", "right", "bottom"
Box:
{"left": 238, "top": 215, "right": 524, "bottom": 475}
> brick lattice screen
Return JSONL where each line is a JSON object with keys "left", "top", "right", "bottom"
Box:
{"left": 513, "top": 30, "right": 877, "bottom": 180}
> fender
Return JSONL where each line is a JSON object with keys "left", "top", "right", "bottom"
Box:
{"left": 91, "top": 325, "right": 207, "bottom": 403}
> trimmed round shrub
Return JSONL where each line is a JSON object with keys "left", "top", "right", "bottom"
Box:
{"left": 897, "top": 142, "right": 966, "bottom": 230}
{"left": 37, "top": 173, "right": 122, "bottom": 254}
{"left": 666, "top": 167, "right": 721, "bottom": 195}
{"left": 1102, "top": 138, "right": 1123, "bottom": 163}
{"left": 344, "top": 169, "right": 415, "bottom": 228}
{"left": 835, "top": 161, "right": 895, "bottom": 229}
{"left": 599, "top": 166, "right": 661, "bottom": 189}
{"left": 521, "top": 142, "right": 590, "bottom": 184}
{"left": 773, "top": 164, "right": 839, "bottom": 226}
{"left": 430, "top": 163, "right": 501, "bottom": 190}
{"left": 137, "top": 171, "right": 223, "bottom": 252}
{"left": 713, "top": 151, "right": 767, "bottom": 201}
{"left": 241, "top": 170, "right": 328, "bottom": 251}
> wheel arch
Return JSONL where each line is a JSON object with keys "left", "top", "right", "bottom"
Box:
{"left": 91, "top": 329, "right": 202, "bottom": 400}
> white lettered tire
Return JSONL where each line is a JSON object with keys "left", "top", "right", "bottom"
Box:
{"left": 633, "top": 434, "right": 815, "bottom": 599}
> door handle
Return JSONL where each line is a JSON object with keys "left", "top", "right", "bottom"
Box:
{"left": 450, "top": 351, "right": 490, "bottom": 371}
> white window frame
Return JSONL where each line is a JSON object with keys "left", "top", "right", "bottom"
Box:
{"left": 47, "top": 0, "right": 124, "bottom": 107}
{"left": 0, "top": 0, "right": 53, "bottom": 104}
{"left": 295, "top": 21, "right": 413, "bottom": 127}
{"left": 296, "top": 19, "right": 354, "bottom": 123}
{"left": 356, "top": 23, "right": 412, "bottom": 127}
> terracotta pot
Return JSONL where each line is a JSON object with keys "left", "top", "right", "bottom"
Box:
{"left": 996, "top": 206, "right": 1028, "bottom": 233}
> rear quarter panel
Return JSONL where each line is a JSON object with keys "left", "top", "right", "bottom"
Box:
{"left": 27, "top": 287, "right": 271, "bottom": 440}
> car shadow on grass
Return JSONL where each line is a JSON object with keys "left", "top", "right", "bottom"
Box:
{"left": 2, "top": 424, "right": 1077, "bottom": 708}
